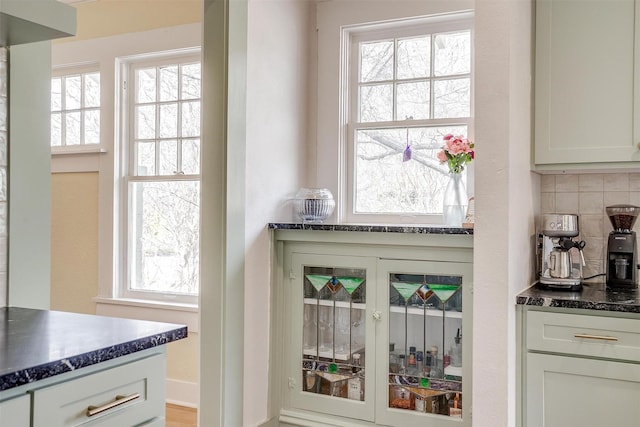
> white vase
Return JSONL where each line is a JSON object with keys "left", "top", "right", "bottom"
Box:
{"left": 443, "top": 173, "right": 468, "bottom": 227}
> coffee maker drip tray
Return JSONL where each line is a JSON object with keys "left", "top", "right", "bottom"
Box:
{"left": 535, "top": 280, "right": 582, "bottom": 292}
{"left": 539, "top": 266, "right": 583, "bottom": 291}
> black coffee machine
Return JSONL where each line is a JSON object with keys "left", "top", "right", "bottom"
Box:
{"left": 606, "top": 205, "right": 640, "bottom": 289}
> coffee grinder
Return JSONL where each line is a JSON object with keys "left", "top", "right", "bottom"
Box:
{"left": 606, "top": 205, "right": 640, "bottom": 289}
{"left": 538, "top": 214, "right": 586, "bottom": 291}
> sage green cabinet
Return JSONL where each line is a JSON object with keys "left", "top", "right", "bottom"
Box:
{"left": 0, "top": 348, "right": 166, "bottom": 427}
{"left": 32, "top": 352, "right": 165, "bottom": 427}
{"left": 0, "top": 394, "right": 29, "bottom": 427}
{"left": 527, "top": 353, "right": 640, "bottom": 427}
{"left": 273, "top": 230, "right": 473, "bottom": 427}
{"left": 534, "top": 0, "right": 640, "bottom": 168}
{"left": 519, "top": 308, "right": 640, "bottom": 427}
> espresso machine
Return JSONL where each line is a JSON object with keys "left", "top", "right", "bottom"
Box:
{"left": 538, "top": 214, "right": 586, "bottom": 291}
{"left": 606, "top": 205, "right": 640, "bottom": 289}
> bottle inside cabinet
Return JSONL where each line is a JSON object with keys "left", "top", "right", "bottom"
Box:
{"left": 301, "top": 266, "right": 367, "bottom": 401}
{"left": 388, "top": 272, "right": 463, "bottom": 417}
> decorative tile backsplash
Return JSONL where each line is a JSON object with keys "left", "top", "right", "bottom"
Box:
{"left": 540, "top": 173, "right": 640, "bottom": 282}
{"left": 0, "top": 47, "right": 6, "bottom": 307}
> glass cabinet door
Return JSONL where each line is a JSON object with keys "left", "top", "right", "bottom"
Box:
{"left": 286, "top": 252, "right": 377, "bottom": 422}
{"left": 376, "top": 259, "right": 472, "bottom": 427}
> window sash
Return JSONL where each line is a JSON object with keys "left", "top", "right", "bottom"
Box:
{"left": 50, "top": 67, "right": 102, "bottom": 151}
{"left": 343, "top": 14, "right": 473, "bottom": 225}
{"left": 119, "top": 50, "right": 201, "bottom": 304}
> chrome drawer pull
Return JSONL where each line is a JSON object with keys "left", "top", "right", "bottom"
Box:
{"left": 574, "top": 333, "right": 619, "bottom": 342}
{"left": 87, "top": 393, "right": 140, "bottom": 417}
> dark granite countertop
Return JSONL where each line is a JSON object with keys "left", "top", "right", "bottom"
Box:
{"left": 517, "top": 282, "right": 640, "bottom": 314}
{"left": 0, "top": 307, "right": 187, "bottom": 392}
{"left": 268, "top": 222, "right": 474, "bottom": 235}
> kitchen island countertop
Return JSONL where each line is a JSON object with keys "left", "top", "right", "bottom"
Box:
{"left": 517, "top": 282, "right": 640, "bottom": 314}
{"left": 0, "top": 307, "right": 187, "bottom": 392}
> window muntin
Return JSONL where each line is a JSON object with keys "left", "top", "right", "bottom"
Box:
{"left": 51, "top": 71, "right": 101, "bottom": 148}
{"left": 122, "top": 53, "right": 201, "bottom": 302}
{"left": 346, "top": 17, "right": 472, "bottom": 224}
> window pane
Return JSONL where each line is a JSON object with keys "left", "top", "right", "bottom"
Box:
{"left": 129, "top": 180, "right": 200, "bottom": 295}
{"left": 182, "top": 139, "right": 200, "bottom": 175}
{"left": 396, "top": 81, "right": 429, "bottom": 120}
{"left": 181, "top": 63, "right": 201, "bottom": 100}
{"left": 136, "top": 141, "right": 155, "bottom": 176}
{"left": 159, "top": 65, "right": 179, "bottom": 102}
{"left": 159, "top": 103, "right": 178, "bottom": 138}
{"left": 51, "top": 78, "right": 62, "bottom": 111}
{"left": 434, "top": 78, "right": 470, "bottom": 118}
{"left": 65, "top": 75, "right": 82, "bottom": 110}
{"left": 434, "top": 31, "right": 471, "bottom": 76}
{"left": 136, "top": 105, "right": 156, "bottom": 139}
{"left": 355, "top": 126, "right": 467, "bottom": 214}
{"left": 84, "top": 73, "right": 100, "bottom": 108}
{"left": 159, "top": 140, "right": 178, "bottom": 175}
{"left": 397, "top": 36, "right": 430, "bottom": 79}
{"left": 65, "top": 112, "right": 81, "bottom": 145}
{"left": 84, "top": 110, "right": 100, "bottom": 144}
{"left": 360, "top": 40, "right": 393, "bottom": 83}
{"left": 136, "top": 68, "right": 156, "bottom": 103}
{"left": 359, "top": 84, "right": 393, "bottom": 122}
{"left": 51, "top": 113, "right": 62, "bottom": 146}
{"left": 181, "top": 101, "right": 201, "bottom": 137}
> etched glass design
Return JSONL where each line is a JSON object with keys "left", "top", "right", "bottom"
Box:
{"left": 388, "top": 272, "right": 463, "bottom": 417}
{"left": 302, "top": 266, "right": 366, "bottom": 401}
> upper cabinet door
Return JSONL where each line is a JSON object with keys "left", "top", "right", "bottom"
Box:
{"left": 534, "top": 0, "right": 640, "bottom": 167}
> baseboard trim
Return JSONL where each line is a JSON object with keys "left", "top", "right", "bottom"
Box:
{"left": 258, "top": 417, "right": 278, "bottom": 427}
{"left": 166, "top": 378, "right": 199, "bottom": 408}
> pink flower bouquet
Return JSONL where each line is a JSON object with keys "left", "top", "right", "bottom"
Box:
{"left": 437, "top": 134, "right": 474, "bottom": 174}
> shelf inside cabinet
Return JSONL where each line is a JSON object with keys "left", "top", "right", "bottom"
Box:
{"left": 303, "top": 346, "right": 365, "bottom": 361}
{"left": 304, "top": 298, "right": 366, "bottom": 310}
{"left": 389, "top": 305, "right": 462, "bottom": 319}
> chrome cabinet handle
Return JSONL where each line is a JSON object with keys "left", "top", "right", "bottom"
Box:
{"left": 87, "top": 393, "right": 140, "bottom": 417}
{"left": 574, "top": 333, "right": 619, "bottom": 342}
{"left": 372, "top": 311, "right": 382, "bottom": 321}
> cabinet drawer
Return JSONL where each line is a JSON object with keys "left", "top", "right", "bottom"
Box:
{"left": 0, "top": 394, "right": 30, "bottom": 427}
{"left": 32, "top": 353, "right": 165, "bottom": 427}
{"left": 527, "top": 311, "right": 640, "bottom": 361}
{"left": 136, "top": 417, "right": 165, "bottom": 426}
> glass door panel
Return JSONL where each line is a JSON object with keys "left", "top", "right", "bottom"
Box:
{"left": 302, "top": 267, "right": 366, "bottom": 400}
{"left": 286, "top": 251, "right": 376, "bottom": 423}
{"left": 377, "top": 259, "right": 470, "bottom": 427}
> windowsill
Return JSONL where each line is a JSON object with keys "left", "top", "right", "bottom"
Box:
{"left": 93, "top": 297, "right": 199, "bottom": 333}
{"left": 51, "top": 146, "right": 107, "bottom": 156}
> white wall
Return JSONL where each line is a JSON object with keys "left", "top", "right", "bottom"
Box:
{"left": 314, "top": 0, "right": 474, "bottom": 211}
{"left": 201, "top": 1, "right": 537, "bottom": 426}
{"left": 244, "top": 1, "right": 313, "bottom": 425}
{"left": 474, "top": 1, "right": 535, "bottom": 426}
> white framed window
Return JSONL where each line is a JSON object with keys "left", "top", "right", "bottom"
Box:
{"left": 51, "top": 66, "right": 103, "bottom": 153}
{"left": 118, "top": 50, "right": 201, "bottom": 305}
{"left": 343, "top": 14, "right": 473, "bottom": 224}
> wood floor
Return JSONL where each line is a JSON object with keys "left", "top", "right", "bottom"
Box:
{"left": 166, "top": 403, "right": 197, "bottom": 427}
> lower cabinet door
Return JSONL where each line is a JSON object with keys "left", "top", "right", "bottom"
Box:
{"left": 32, "top": 353, "right": 165, "bottom": 427}
{"left": 135, "top": 417, "right": 165, "bottom": 426}
{"left": 0, "top": 394, "right": 30, "bottom": 427}
{"left": 526, "top": 353, "right": 640, "bottom": 427}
